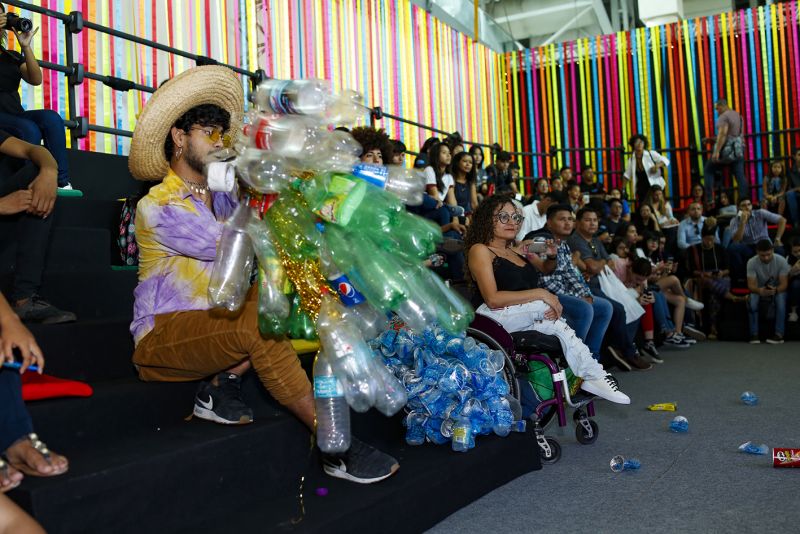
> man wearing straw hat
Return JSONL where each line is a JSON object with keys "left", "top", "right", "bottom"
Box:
{"left": 127, "top": 66, "right": 398, "bottom": 484}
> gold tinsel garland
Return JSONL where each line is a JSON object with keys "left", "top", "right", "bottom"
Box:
{"left": 272, "top": 240, "right": 330, "bottom": 322}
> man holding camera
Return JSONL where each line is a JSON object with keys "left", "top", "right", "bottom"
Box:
{"left": 746, "top": 239, "right": 789, "bottom": 344}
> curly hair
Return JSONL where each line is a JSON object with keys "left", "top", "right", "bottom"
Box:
{"left": 349, "top": 126, "right": 393, "bottom": 162}
{"left": 163, "top": 103, "right": 231, "bottom": 161}
{"left": 464, "top": 194, "right": 518, "bottom": 283}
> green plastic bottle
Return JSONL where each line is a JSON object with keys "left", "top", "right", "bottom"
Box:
{"left": 287, "top": 293, "right": 319, "bottom": 341}
{"left": 264, "top": 189, "right": 321, "bottom": 260}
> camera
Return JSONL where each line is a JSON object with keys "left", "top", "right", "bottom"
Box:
{"left": 5, "top": 13, "right": 33, "bottom": 33}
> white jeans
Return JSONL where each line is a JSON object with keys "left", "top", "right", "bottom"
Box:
{"left": 476, "top": 301, "right": 606, "bottom": 380}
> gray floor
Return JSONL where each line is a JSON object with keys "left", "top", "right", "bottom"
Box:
{"left": 428, "top": 341, "right": 800, "bottom": 534}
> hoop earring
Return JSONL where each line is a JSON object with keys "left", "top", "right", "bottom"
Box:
{"left": 175, "top": 147, "right": 183, "bottom": 160}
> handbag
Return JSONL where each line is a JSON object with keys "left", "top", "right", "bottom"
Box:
{"left": 597, "top": 266, "right": 645, "bottom": 324}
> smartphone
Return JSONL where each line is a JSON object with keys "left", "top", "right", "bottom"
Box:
{"left": 527, "top": 237, "right": 548, "bottom": 255}
{"left": 582, "top": 194, "right": 590, "bottom": 205}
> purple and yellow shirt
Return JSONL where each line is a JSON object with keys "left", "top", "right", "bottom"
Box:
{"left": 131, "top": 169, "right": 237, "bottom": 345}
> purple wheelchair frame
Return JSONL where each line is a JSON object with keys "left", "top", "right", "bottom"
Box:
{"left": 468, "top": 314, "right": 596, "bottom": 428}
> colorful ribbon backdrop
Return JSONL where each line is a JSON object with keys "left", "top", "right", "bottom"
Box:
{"left": 503, "top": 2, "right": 800, "bottom": 199}
{"left": 9, "top": 0, "right": 511, "bottom": 159}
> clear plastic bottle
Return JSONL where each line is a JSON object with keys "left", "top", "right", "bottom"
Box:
{"left": 740, "top": 391, "right": 759, "bottom": 406}
{"left": 610, "top": 455, "right": 641, "bottom": 472}
{"left": 252, "top": 79, "right": 333, "bottom": 116}
{"left": 451, "top": 416, "right": 474, "bottom": 452}
{"left": 208, "top": 204, "right": 257, "bottom": 312}
{"left": 351, "top": 163, "right": 426, "bottom": 206}
{"left": 371, "top": 356, "right": 408, "bottom": 417}
{"left": 243, "top": 112, "right": 323, "bottom": 161}
{"left": 237, "top": 148, "right": 291, "bottom": 193}
{"left": 669, "top": 415, "right": 689, "bottom": 433}
{"left": 248, "top": 220, "right": 290, "bottom": 335}
{"left": 316, "top": 289, "right": 379, "bottom": 412}
{"left": 313, "top": 351, "right": 351, "bottom": 454}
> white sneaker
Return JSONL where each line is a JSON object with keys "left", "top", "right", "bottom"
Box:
{"left": 58, "top": 183, "right": 74, "bottom": 190}
{"left": 686, "top": 298, "right": 705, "bottom": 311}
{"left": 789, "top": 311, "right": 799, "bottom": 323}
{"left": 581, "top": 375, "right": 631, "bottom": 404}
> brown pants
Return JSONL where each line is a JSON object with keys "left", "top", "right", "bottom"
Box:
{"left": 133, "top": 294, "right": 311, "bottom": 407}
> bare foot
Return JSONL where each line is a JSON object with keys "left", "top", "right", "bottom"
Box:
{"left": 5, "top": 436, "right": 68, "bottom": 477}
{"left": 0, "top": 461, "right": 23, "bottom": 493}
{"left": 0, "top": 190, "right": 33, "bottom": 215}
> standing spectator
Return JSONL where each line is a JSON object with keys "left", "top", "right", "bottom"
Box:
{"left": 451, "top": 151, "right": 478, "bottom": 224}
{"left": 538, "top": 204, "right": 613, "bottom": 362}
{"left": 623, "top": 134, "right": 669, "bottom": 205}
{"left": 728, "top": 198, "right": 786, "bottom": 283}
{"left": 0, "top": 6, "right": 72, "bottom": 188}
{"left": 746, "top": 240, "right": 789, "bottom": 344}
{"left": 568, "top": 208, "right": 651, "bottom": 371}
{"left": 762, "top": 159, "right": 787, "bottom": 216}
{"left": 703, "top": 98, "right": 747, "bottom": 203}
{"left": 485, "top": 151, "right": 517, "bottom": 196}
{"left": 785, "top": 147, "right": 800, "bottom": 225}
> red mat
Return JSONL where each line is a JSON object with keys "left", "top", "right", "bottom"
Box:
{"left": 21, "top": 373, "right": 93, "bottom": 401}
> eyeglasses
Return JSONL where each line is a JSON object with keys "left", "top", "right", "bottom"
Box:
{"left": 188, "top": 127, "right": 232, "bottom": 147}
{"left": 494, "top": 212, "right": 524, "bottom": 225}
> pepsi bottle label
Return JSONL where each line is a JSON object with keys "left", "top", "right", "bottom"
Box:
{"left": 329, "top": 274, "right": 366, "bottom": 307}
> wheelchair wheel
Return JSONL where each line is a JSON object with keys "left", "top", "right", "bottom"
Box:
{"left": 539, "top": 437, "right": 561, "bottom": 464}
{"left": 466, "top": 327, "right": 520, "bottom": 401}
{"left": 575, "top": 420, "right": 599, "bottom": 445}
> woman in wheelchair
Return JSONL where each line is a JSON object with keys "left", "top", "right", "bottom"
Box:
{"left": 464, "top": 195, "right": 630, "bottom": 405}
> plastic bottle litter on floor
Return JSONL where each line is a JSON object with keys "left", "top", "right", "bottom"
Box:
{"left": 738, "top": 441, "right": 769, "bottom": 455}
{"left": 669, "top": 415, "right": 689, "bottom": 433}
{"left": 610, "top": 455, "right": 641, "bottom": 472}
{"left": 740, "top": 391, "right": 759, "bottom": 406}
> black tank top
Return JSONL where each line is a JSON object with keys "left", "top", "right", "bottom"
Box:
{"left": 472, "top": 248, "right": 540, "bottom": 307}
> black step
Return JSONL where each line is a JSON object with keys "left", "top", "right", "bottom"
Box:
{"left": 51, "top": 197, "right": 123, "bottom": 230}
{"left": 38, "top": 269, "right": 137, "bottom": 320}
{"left": 66, "top": 149, "right": 146, "bottom": 201}
{"left": 26, "top": 318, "right": 135, "bottom": 382}
{"left": 46, "top": 227, "right": 111, "bottom": 270}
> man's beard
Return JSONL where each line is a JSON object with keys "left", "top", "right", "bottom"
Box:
{"left": 184, "top": 143, "right": 207, "bottom": 177}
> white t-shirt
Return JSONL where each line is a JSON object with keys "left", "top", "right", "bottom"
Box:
{"left": 623, "top": 150, "right": 669, "bottom": 191}
{"left": 424, "top": 166, "right": 454, "bottom": 202}
{"left": 516, "top": 201, "right": 547, "bottom": 241}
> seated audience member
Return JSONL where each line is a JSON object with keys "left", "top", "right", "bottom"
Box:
{"left": 423, "top": 142, "right": 461, "bottom": 218}
{"left": 568, "top": 208, "right": 651, "bottom": 371}
{"left": 533, "top": 177, "right": 550, "bottom": 200}
{"left": 686, "top": 225, "right": 742, "bottom": 338}
{"left": 684, "top": 183, "right": 706, "bottom": 211}
{"left": 469, "top": 144, "right": 489, "bottom": 197}
{"left": 485, "top": 151, "right": 517, "bottom": 196}
{"left": 746, "top": 240, "right": 790, "bottom": 344}
{"left": 579, "top": 166, "right": 606, "bottom": 211}
{"left": 603, "top": 198, "right": 626, "bottom": 238}
{"left": 715, "top": 190, "right": 737, "bottom": 218}
{"left": 566, "top": 181, "right": 583, "bottom": 213}
{"left": 728, "top": 198, "right": 786, "bottom": 283}
{"left": 787, "top": 237, "right": 800, "bottom": 322}
{"left": 413, "top": 136, "right": 439, "bottom": 169}
{"left": 517, "top": 191, "right": 561, "bottom": 241}
{"left": 550, "top": 176, "right": 564, "bottom": 193}
{"left": 451, "top": 151, "right": 479, "bottom": 224}
{"left": 645, "top": 185, "right": 679, "bottom": 228}
{"left": 464, "top": 196, "right": 629, "bottom": 404}
{"left": 608, "top": 187, "right": 631, "bottom": 221}
{"left": 558, "top": 166, "right": 573, "bottom": 184}
{"left": 0, "top": 291, "right": 69, "bottom": 494}
{"left": 786, "top": 147, "right": 800, "bottom": 225}
{"left": 389, "top": 139, "right": 406, "bottom": 165}
{"left": 0, "top": 130, "right": 75, "bottom": 323}
{"left": 127, "top": 66, "right": 398, "bottom": 484}
{"left": 536, "top": 204, "right": 613, "bottom": 362}
{"left": 623, "top": 134, "right": 669, "bottom": 205}
{"left": 632, "top": 203, "right": 661, "bottom": 236}
{"left": 349, "top": 126, "right": 393, "bottom": 164}
{"left": 618, "top": 222, "right": 642, "bottom": 249}
{"left": 0, "top": 7, "right": 71, "bottom": 188}
{"left": 762, "top": 159, "right": 787, "bottom": 216}
{"left": 677, "top": 202, "right": 713, "bottom": 251}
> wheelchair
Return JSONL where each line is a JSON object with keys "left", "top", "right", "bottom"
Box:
{"left": 467, "top": 313, "right": 599, "bottom": 464}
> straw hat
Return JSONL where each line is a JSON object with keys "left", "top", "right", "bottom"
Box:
{"left": 128, "top": 65, "right": 244, "bottom": 181}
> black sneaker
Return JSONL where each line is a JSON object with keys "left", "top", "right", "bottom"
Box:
{"left": 322, "top": 437, "right": 399, "bottom": 484}
{"left": 607, "top": 346, "right": 632, "bottom": 372}
{"left": 13, "top": 295, "right": 77, "bottom": 324}
{"left": 749, "top": 336, "right": 761, "bottom": 345}
{"left": 682, "top": 324, "right": 707, "bottom": 342}
{"left": 193, "top": 373, "right": 254, "bottom": 425}
{"left": 640, "top": 341, "right": 663, "bottom": 364}
{"left": 766, "top": 334, "right": 784, "bottom": 345}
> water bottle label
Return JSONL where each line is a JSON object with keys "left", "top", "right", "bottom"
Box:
{"left": 269, "top": 80, "right": 296, "bottom": 114}
{"left": 329, "top": 274, "right": 366, "bottom": 307}
{"left": 452, "top": 426, "right": 468, "bottom": 444}
{"left": 352, "top": 163, "right": 389, "bottom": 188}
{"left": 314, "top": 375, "right": 344, "bottom": 398}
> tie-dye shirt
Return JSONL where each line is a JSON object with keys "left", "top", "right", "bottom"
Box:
{"left": 131, "top": 169, "right": 237, "bottom": 345}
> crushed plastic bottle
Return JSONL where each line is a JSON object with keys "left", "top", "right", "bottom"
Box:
{"left": 738, "top": 441, "right": 769, "bottom": 455}
{"left": 740, "top": 391, "right": 759, "bottom": 406}
{"left": 610, "top": 455, "right": 641, "bottom": 472}
{"left": 669, "top": 415, "right": 689, "bottom": 433}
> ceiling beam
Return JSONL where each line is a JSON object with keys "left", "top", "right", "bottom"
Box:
{"left": 592, "top": 0, "right": 614, "bottom": 34}
{"left": 494, "top": 0, "right": 593, "bottom": 24}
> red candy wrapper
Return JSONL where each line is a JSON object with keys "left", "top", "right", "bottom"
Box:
{"left": 772, "top": 448, "right": 800, "bottom": 468}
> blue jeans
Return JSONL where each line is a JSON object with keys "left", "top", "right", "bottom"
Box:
{"left": 786, "top": 190, "right": 800, "bottom": 226}
{"left": 592, "top": 288, "right": 639, "bottom": 359}
{"left": 559, "top": 294, "right": 612, "bottom": 361}
{"left": 748, "top": 291, "right": 787, "bottom": 336}
{"left": 788, "top": 277, "right": 800, "bottom": 310}
{"left": 0, "top": 109, "right": 70, "bottom": 186}
{"left": 0, "top": 369, "right": 34, "bottom": 452}
{"left": 651, "top": 291, "right": 676, "bottom": 333}
{"left": 704, "top": 157, "right": 747, "bottom": 202}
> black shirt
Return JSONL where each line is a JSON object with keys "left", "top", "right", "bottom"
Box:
{"left": 0, "top": 48, "right": 25, "bottom": 115}
{"left": 472, "top": 251, "right": 540, "bottom": 308}
{"left": 486, "top": 164, "right": 514, "bottom": 193}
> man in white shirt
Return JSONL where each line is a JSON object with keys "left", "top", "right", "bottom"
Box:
{"left": 517, "top": 192, "right": 561, "bottom": 241}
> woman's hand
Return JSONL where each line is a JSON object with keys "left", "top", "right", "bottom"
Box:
{"left": 513, "top": 239, "right": 532, "bottom": 257}
{"left": 0, "top": 315, "right": 45, "bottom": 374}
{"left": 13, "top": 27, "right": 39, "bottom": 50}
{"left": 536, "top": 289, "right": 562, "bottom": 320}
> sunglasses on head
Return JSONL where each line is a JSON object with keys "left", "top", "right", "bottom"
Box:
{"left": 495, "top": 211, "right": 524, "bottom": 225}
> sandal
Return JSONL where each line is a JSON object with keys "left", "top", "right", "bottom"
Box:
{"left": 0, "top": 458, "right": 22, "bottom": 493}
{"left": 6, "top": 434, "right": 68, "bottom": 477}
